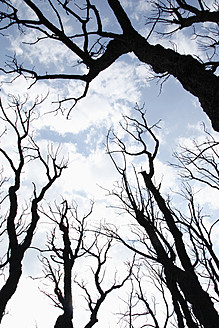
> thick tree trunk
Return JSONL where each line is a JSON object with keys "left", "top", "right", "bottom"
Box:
{"left": 54, "top": 313, "right": 73, "bottom": 328}
{"left": 107, "top": 0, "right": 219, "bottom": 131}
{"left": 0, "top": 258, "right": 22, "bottom": 323}
{"left": 140, "top": 172, "right": 219, "bottom": 328}
{"left": 136, "top": 210, "right": 198, "bottom": 327}
{"left": 131, "top": 34, "right": 219, "bottom": 132}
{"left": 94, "top": 32, "right": 219, "bottom": 131}
{"left": 176, "top": 268, "right": 219, "bottom": 328}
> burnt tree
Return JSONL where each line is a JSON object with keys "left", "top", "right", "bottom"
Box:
{"left": 37, "top": 200, "right": 133, "bottom": 328}
{"left": 106, "top": 106, "right": 219, "bottom": 328}
{"left": 0, "top": 95, "right": 67, "bottom": 322}
{"left": 0, "top": 0, "right": 218, "bottom": 130}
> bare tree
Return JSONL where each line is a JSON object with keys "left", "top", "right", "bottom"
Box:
{"left": 36, "top": 199, "right": 134, "bottom": 328}
{"left": 0, "top": 0, "right": 218, "bottom": 130}
{"left": 116, "top": 259, "right": 174, "bottom": 328}
{"left": 37, "top": 200, "right": 93, "bottom": 328}
{"left": 77, "top": 237, "right": 133, "bottom": 328}
{"left": 171, "top": 127, "right": 219, "bottom": 190}
{"left": 0, "top": 95, "right": 67, "bottom": 322}
{"left": 105, "top": 105, "right": 219, "bottom": 328}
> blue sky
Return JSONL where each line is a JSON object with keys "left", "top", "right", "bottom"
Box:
{"left": 0, "top": 0, "right": 218, "bottom": 327}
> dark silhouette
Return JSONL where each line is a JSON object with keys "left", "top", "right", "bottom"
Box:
{"left": 0, "top": 0, "right": 218, "bottom": 130}
{"left": 0, "top": 95, "right": 67, "bottom": 322}
{"left": 37, "top": 200, "right": 133, "bottom": 328}
{"left": 106, "top": 105, "right": 219, "bottom": 328}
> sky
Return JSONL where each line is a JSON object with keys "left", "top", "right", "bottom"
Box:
{"left": 0, "top": 0, "right": 218, "bottom": 327}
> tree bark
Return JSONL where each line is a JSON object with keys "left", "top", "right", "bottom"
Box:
{"left": 131, "top": 34, "right": 219, "bottom": 132}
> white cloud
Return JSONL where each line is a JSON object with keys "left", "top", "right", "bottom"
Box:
{"left": 90, "top": 60, "right": 144, "bottom": 102}
{"left": 8, "top": 29, "right": 76, "bottom": 70}
{"left": 120, "top": 0, "right": 133, "bottom": 8}
{"left": 196, "top": 184, "right": 219, "bottom": 210}
{"left": 55, "top": 147, "right": 118, "bottom": 200}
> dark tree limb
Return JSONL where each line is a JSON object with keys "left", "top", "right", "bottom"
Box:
{"left": 0, "top": 95, "right": 67, "bottom": 322}
{"left": 0, "top": 0, "right": 218, "bottom": 130}
{"left": 107, "top": 106, "right": 219, "bottom": 328}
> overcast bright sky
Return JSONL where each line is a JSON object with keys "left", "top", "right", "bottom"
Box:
{"left": 0, "top": 0, "right": 218, "bottom": 327}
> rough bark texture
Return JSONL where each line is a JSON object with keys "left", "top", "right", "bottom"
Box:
{"left": 131, "top": 35, "right": 219, "bottom": 132}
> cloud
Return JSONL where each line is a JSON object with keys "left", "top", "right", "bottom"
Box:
{"left": 196, "top": 185, "right": 219, "bottom": 210}
{"left": 54, "top": 146, "right": 118, "bottom": 200}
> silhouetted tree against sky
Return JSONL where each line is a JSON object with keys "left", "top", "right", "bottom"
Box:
{"left": 1, "top": 97, "right": 217, "bottom": 327}
{"left": 0, "top": 95, "right": 67, "bottom": 322}
{"left": 171, "top": 127, "right": 219, "bottom": 190}
{"left": 0, "top": 1, "right": 218, "bottom": 327}
{"left": 36, "top": 200, "right": 133, "bottom": 328}
{"left": 105, "top": 106, "right": 219, "bottom": 328}
{"left": 38, "top": 200, "right": 92, "bottom": 328}
{"left": 0, "top": 0, "right": 218, "bottom": 130}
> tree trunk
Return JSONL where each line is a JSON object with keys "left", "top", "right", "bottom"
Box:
{"left": 130, "top": 33, "right": 219, "bottom": 132}
{"left": 0, "top": 258, "right": 22, "bottom": 323}
{"left": 141, "top": 172, "right": 219, "bottom": 328}
{"left": 176, "top": 268, "right": 219, "bottom": 328}
{"left": 54, "top": 313, "right": 73, "bottom": 328}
